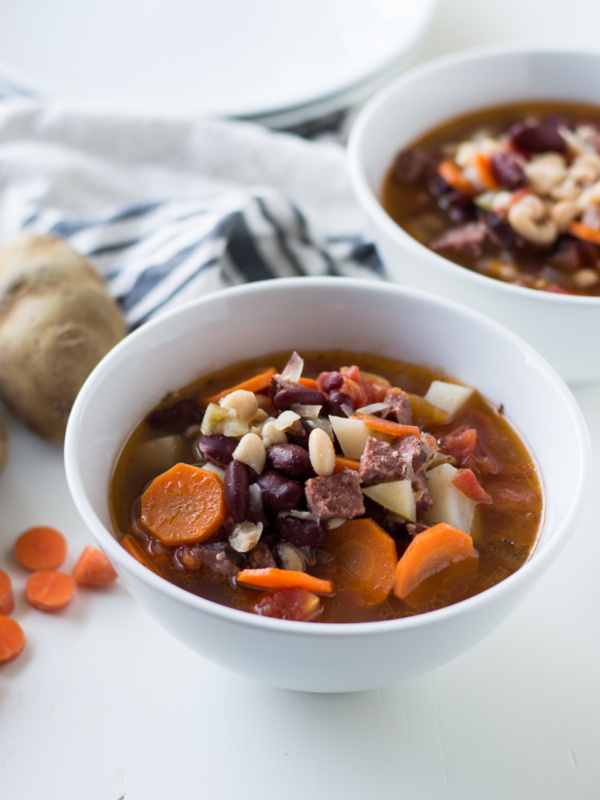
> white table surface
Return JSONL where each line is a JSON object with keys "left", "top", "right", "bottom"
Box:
{"left": 3, "top": 2, "right": 600, "bottom": 798}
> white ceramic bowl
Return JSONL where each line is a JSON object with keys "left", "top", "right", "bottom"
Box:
{"left": 64, "top": 277, "right": 591, "bottom": 692}
{"left": 347, "top": 44, "right": 600, "bottom": 385}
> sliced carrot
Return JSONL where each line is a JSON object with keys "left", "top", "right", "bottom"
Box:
{"left": 121, "top": 535, "right": 159, "bottom": 573}
{"left": 472, "top": 151, "right": 500, "bottom": 190}
{"left": 333, "top": 455, "right": 361, "bottom": 473}
{"left": 567, "top": 220, "right": 600, "bottom": 245}
{"left": 0, "top": 616, "right": 25, "bottom": 664}
{"left": 325, "top": 518, "right": 398, "bottom": 605}
{"left": 14, "top": 525, "right": 67, "bottom": 571}
{"left": 354, "top": 412, "right": 421, "bottom": 438}
{"left": 26, "top": 570, "right": 76, "bottom": 612}
{"left": 394, "top": 522, "right": 477, "bottom": 604}
{"left": 203, "top": 367, "right": 276, "bottom": 404}
{"left": 73, "top": 546, "right": 118, "bottom": 588}
{"left": 438, "top": 159, "right": 476, "bottom": 196}
{"left": 298, "top": 377, "right": 318, "bottom": 389}
{"left": 0, "top": 569, "right": 15, "bottom": 615}
{"left": 236, "top": 568, "right": 334, "bottom": 595}
{"left": 140, "top": 463, "right": 227, "bottom": 546}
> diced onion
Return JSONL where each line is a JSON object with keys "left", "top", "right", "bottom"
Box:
{"left": 280, "top": 351, "right": 304, "bottom": 382}
{"left": 355, "top": 402, "right": 391, "bottom": 415}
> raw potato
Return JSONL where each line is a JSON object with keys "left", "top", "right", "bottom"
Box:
{"left": 0, "top": 233, "right": 127, "bottom": 442}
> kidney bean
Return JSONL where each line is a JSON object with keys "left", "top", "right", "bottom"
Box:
{"left": 319, "top": 371, "right": 344, "bottom": 393}
{"left": 508, "top": 122, "right": 565, "bottom": 153}
{"left": 267, "top": 443, "right": 312, "bottom": 478}
{"left": 196, "top": 434, "right": 238, "bottom": 466}
{"left": 224, "top": 459, "right": 250, "bottom": 523}
{"left": 485, "top": 212, "right": 519, "bottom": 250}
{"left": 438, "top": 190, "right": 478, "bottom": 223}
{"left": 275, "top": 515, "right": 326, "bottom": 549}
{"left": 286, "top": 418, "right": 313, "bottom": 450}
{"left": 428, "top": 173, "right": 451, "bottom": 197}
{"left": 324, "top": 390, "right": 354, "bottom": 417}
{"left": 147, "top": 398, "right": 199, "bottom": 432}
{"left": 256, "top": 470, "right": 304, "bottom": 513}
{"left": 273, "top": 386, "right": 326, "bottom": 411}
{"left": 490, "top": 151, "right": 527, "bottom": 189}
{"left": 392, "top": 148, "right": 430, "bottom": 184}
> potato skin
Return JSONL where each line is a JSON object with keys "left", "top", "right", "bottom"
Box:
{"left": 0, "top": 233, "right": 127, "bottom": 442}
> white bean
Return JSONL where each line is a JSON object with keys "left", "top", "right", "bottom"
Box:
{"left": 219, "top": 389, "right": 259, "bottom": 421}
{"left": 507, "top": 195, "right": 557, "bottom": 246}
{"left": 550, "top": 200, "right": 578, "bottom": 231}
{"left": 308, "top": 427, "right": 335, "bottom": 476}
{"left": 233, "top": 432, "right": 266, "bottom": 474}
{"left": 573, "top": 269, "right": 600, "bottom": 289}
{"left": 261, "top": 418, "right": 288, "bottom": 448}
{"left": 524, "top": 153, "right": 567, "bottom": 196}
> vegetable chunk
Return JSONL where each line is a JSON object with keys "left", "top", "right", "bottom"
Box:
{"left": 0, "top": 233, "right": 126, "bottom": 442}
{"left": 140, "top": 463, "right": 227, "bottom": 545}
{"left": 422, "top": 463, "right": 479, "bottom": 534}
{"left": 424, "top": 380, "right": 474, "bottom": 418}
{"left": 325, "top": 518, "right": 398, "bottom": 605}
{"left": 394, "top": 523, "right": 477, "bottom": 604}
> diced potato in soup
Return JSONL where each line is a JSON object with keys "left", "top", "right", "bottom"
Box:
{"left": 422, "top": 462, "right": 478, "bottom": 534}
{"left": 329, "top": 415, "right": 371, "bottom": 459}
{"left": 424, "top": 381, "right": 475, "bottom": 418}
{"left": 362, "top": 479, "right": 416, "bottom": 521}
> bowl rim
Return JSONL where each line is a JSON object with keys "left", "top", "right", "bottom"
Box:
{"left": 64, "top": 276, "right": 593, "bottom": 638}
{"left": 347, "top": 41, "right": 600, "bottom": 307}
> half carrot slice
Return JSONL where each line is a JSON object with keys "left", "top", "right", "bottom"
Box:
{"left": 394, "top": 522, "right": 477, "bottom": 604}
{"left": 236, "top": 568, "right": 334, "bottom": 595}
{"left": 203, "top": 367, "right": 276, "bottom": 404}
{"left": 354, "top": 412, "right": 420, "bottom": 438}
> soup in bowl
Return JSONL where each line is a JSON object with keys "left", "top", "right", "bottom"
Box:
{"left": 348, "top": 45, "right": 600, "bottom": 384}
{"left": 64, "top": 277, "right": 591, "bottom": 692}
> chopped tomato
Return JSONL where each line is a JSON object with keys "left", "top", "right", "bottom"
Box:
{"left": 253, "top": 587, "right": 323, "bottom": 621}
{"left": 452, "top": 468, "right": 491, "bottom": 503}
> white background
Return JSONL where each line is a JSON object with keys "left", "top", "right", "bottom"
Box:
{"left": 2, "top": 2, "right": 600, "bottom": 798}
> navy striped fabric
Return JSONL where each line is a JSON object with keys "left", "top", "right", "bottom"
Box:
{"left": 0, "top": 83, "right": 383, "bottom": 329}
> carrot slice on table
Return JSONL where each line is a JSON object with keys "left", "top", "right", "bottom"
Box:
{"left": 472, "top": 151, "right": 500, "bottom": 190}
{"left": 15, "top": 525, "right": 67, "bottom": 571}
{"left": 0, "top": 616, "right": 25, "bottom": 664}
{"left": 26, "top": 570, "right": 76, "bottom": 612}
{"left": 354, "top": 412, "right": 421, "bottom": 439}
{"left": 438, "top": 159, "right": 476, "bottom": 196}
{"left": 0, "top": 569, "right": 15, "bottom": 615}
{"left": 236, "top": 568, "right": 334, "bottom": 595}
{"left": 325, "top": 518, "right": 398, "bottom": 605}
{"left": 394, "top": 522, "right": 477, "bottom": 604}
{"left": 73, "top": 546, "right": 118, "bottom": 588}
{"left": 140, "top": 463, "right": 227, "bottom": 546}
{"left": 203, "top": 367, "right": 276, "bottom": 404}
{"left": 333, "top": 455, "right": 361, "bottom": 473}
{"left": 567, "top": 220, "right": 600, "bottom": 245}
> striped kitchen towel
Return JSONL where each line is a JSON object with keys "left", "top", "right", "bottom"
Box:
{"left": 0, "top": 97, "right": 382, "bottom": 328}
